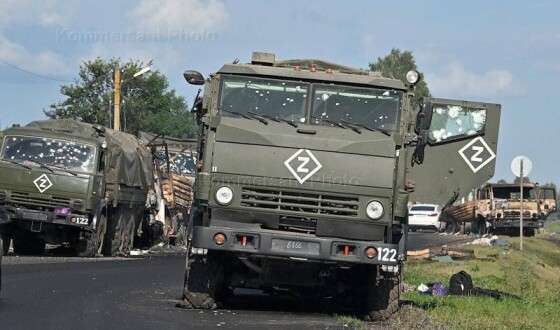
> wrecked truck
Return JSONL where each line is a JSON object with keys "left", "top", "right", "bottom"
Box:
{"left": 537, "top": 186, "right": 557, "bottom": 219}
{"left": 139, "top": 131, "right": 197, "bottom": 244}
{"left": 177, "top": 51, "right": 501, "bottom": 320}
{"left": 443, "top": 182, "right": 543, "bottom": 236}
{"left": 0, "top": 119, "right": 153, "bottom": 256}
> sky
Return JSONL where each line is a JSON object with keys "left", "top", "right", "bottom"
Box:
{"left": 0, "top": 0, "right": 558, "bottom": 185}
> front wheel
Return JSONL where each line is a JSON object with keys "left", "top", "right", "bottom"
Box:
{"left": 13, "top": 231, "right": 46, "bottom": 255}
{"left": 362, "top": 267, "right": 402, "bottom": 321}
{"left": 77, "top": 213, "right": 107, "bottom": 257}
{"left": 178, "top": 251, "right": 225, "bottom": 309}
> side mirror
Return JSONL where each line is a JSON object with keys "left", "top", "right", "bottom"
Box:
{"left": 183, "top": 70, "right": 205, "bottom": 85}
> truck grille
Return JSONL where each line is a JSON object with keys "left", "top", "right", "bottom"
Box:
{"left": 240, "top": 188, "right": 359, "bottom": 217}
{"left": 10, "top": 191, "right": 71, "bottom": 209}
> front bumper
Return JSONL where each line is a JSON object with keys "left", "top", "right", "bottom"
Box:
{"left": 493, "top": 220, "right": 544, "bottom": 229}
{"left": 191, "top": 225, "right": 402, "bottom": 265}
{"left": 0, "top": 207, "right": 90, "bottom": 230}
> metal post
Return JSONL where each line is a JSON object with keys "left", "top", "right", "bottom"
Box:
{"left": 520, "top": 160, "right": 524, "bottom": 251}
{"left": 113, "top": 66, "right": 121, "bottom": 131}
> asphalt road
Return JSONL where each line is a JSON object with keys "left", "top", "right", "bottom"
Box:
{"left": 0, "top": 232, "right": 469, "bottom": 330}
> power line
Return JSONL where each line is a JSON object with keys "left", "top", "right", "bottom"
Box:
{"left": 0, "top": 58, "right": 73, "bottom": 83}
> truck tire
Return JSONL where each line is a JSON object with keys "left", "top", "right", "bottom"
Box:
{"left": 0, "top": 225, "right": 13, "bottom": 255}
{"left": 77, "top": 214, "right": 107, "bottom": 257}
{"left": 179, "top": 252, "right": 224, "bottom": 309}
{"left": 0, "top": 233, "right": 10, "bottom": 256}
{"left": 13, "top": 232, "right": 46, "bottom": 255}
{"left": 363, "top": 269, "right": 402, "bottom": 321}
{"left": 445, "top": 221, "right": 459, "bottom": 234}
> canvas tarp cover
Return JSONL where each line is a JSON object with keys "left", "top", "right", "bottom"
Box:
{"left": 25, "top": 119, "right": 152, "bottom": 189}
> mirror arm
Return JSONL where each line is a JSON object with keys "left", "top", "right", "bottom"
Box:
{"left": 191, "top": 88, "right": 202, "bottom": 113}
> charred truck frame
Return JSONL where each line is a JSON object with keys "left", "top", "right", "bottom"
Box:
{"left": 178, "top": 52, "right": 501, "bottom": 320}
{"left": 0, "top": 120, "right": 153, "bottom": 257}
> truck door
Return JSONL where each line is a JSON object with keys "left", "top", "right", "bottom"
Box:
{"left": 408, "top": 98, "right": 501, "bottom": 206}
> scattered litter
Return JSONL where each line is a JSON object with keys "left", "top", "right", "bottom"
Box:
{"left": 417, "top": 283, "right": 430, "bottom": 293}
{"left": 469, "top": 237, "right": 492, "bottom": 246}
{"left": 431, "top": 283, "right": 449, "bottom": 297}
{"left": 490, "top": 239, "right": 511, "bottom": 247}
{"left": 431, "top": 255, "right": 462, "bottom": 263}
{"left": 449, "top": 270, "right": 521, "bottom": 300}
{"left": 129, "top": 249, "right": 142, "bottom": 256}
{"left": 407, "top": 249, "right": 430, "bottom": 260}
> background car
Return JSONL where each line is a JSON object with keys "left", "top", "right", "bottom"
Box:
{"left": 408, "top": 204, "right": 443, "bottom": 232}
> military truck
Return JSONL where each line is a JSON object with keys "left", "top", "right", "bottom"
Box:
{"left": 0, "top": 119, "right": 153, "bottom": 256}
{"left": 177, "top": 52, "right": 501, "bottom": 320}
{"left": 444, "top": 182, "right": 543, "bottom": 236}
{"left": 537, "top": 186, "right": 557, "bottom": 219}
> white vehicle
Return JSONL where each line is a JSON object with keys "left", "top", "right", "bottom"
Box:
{"left": 408, "top": 204, "right": 443, "bottom": 232}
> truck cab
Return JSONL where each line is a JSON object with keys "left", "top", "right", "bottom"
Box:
{"left": 0, "top": 120, "right": 152, "bottom": 256}
{"left": 178, "top": 52, "right": 501, "bottom": 320}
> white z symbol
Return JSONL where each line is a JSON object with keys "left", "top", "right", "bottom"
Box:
{"left": 39, "top": 179, "right": 48, "bottom": 188}
{"left": 470, "top": 146, "right": 484, "bottom": 163}
{"left": 297, "top": 157, "right": 310, "bottom": 173}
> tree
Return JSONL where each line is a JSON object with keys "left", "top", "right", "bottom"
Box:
{"left": 45, "top": 58, "right": 196, "bottom": 139}
{"left": 497, "top": 179, "right": 508, "bottom": 184}
{"left": 369, "top": 48, "right": 431, "bottom": 107}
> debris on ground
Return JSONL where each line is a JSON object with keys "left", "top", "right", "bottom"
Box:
{"left": 407, "top": 249, "right": 430, "bottom": 260}
{"left": 431, "top": 255, "right": 463, "bottom": 263}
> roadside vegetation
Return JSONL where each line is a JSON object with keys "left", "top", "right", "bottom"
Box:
{"left": 403, "top": 229, "right": 560, "bottom": 330}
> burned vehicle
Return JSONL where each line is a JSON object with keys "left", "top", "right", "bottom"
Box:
{"left": 178, "top": 52, "right": 501, "bottom": 320}
{"left": 0, "top": 120, "right": 153, "bottom": 256}
{"left": 139, "top": 131, "right": 197, "bottom": 243}
{"left": 537, "top": 186, "right": 557, "bottom": 219}
{"left": 444, "top": 182, "right": 543, "bottom": 236}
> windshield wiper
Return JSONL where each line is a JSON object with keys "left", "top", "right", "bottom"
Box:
{"left": 1, "top": 159, "right": 32, "bottom": 170}
{"left": 219, "top": 108, "right": 252, "bottom": 119}
{"left": 341, "top": 120, "right": 391, "bottom": 136}
{"left": 311, "top": 115, "right": 346, "bottom": 129}
{"left": 49, "top": 164, "right": 79, "bottom": 177}
{"left": 248, "top": 111, "right": 280, "bottom": 123}
{"left": 25, "top": 159, "right": 54, "bottom": 173}
{"left": 244, "top": 111, "right": 269, "bottom": 125}
{"left": 253, "top": 112, "right": 298, "bottom": 128}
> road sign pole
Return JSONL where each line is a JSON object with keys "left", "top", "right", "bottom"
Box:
{"left": 520, "top": 160, "right": 523, "bottom": 251}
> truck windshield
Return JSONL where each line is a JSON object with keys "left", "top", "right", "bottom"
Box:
{"left": 218, "top": 76, "right": 402, "bottom": 131}
{"left": 1, "top": 135, "right": 96, "bottom": 173}
{"left": 311, "top": 85, "right": 402, "bottom": 132}
{"left": 219, "top": 76, "right": 309, "bottom": 123}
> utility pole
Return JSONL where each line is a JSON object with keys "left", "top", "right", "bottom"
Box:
{"left": 113, "top": 66, "right": 121, "bottom": 131}
{"left": 520, "top": 160, "right": 524, "bottom": 251}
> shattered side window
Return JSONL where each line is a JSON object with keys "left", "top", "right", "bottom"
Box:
{"left": 428, "top": 105, "right": 487, "bottom": 143}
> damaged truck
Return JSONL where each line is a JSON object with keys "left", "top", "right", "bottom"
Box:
{"left": 177, "top": 52, "right": 501, "bottom": 320}
{"left": 139, "top": 131, "right": 197, "bottom": 245}
{"left": 444, "top": 182, "right": 545, "bottom": 236}
{"left": 0, "top": 119, "right": 153, "bottom": 256}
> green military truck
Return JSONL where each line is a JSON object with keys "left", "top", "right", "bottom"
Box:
{"left": 0, "top": 119, "right": 153, "bottom": 256}
{"left": 178, "top": 52, "right": 501, "bottom": 320}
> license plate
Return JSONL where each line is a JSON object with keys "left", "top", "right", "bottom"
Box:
{"left": 22, "top": 211, "right": 48, "bottom": 221}
{"left": 271, "top": 239, "right": 320, "bottom": 256}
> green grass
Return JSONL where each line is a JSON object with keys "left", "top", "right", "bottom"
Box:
{"left": 546, "top": 220, "right": 560, "bottom": 234}
{"left": 404, "top": 236, "right": 560, "bottom": 330}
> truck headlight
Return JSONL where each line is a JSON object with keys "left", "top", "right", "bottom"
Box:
{"left": 215, "top": 186, "right": 234, "bottom": 205}
{"left": 366, "top": 200, "right": 384, "bottom": 219}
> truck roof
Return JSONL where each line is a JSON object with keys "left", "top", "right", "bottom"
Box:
{"left": 217, "top": 58, "right": 407, "bottom": 90}
{"left": 485, "top": 182, "right": 538, "bottom": 189}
